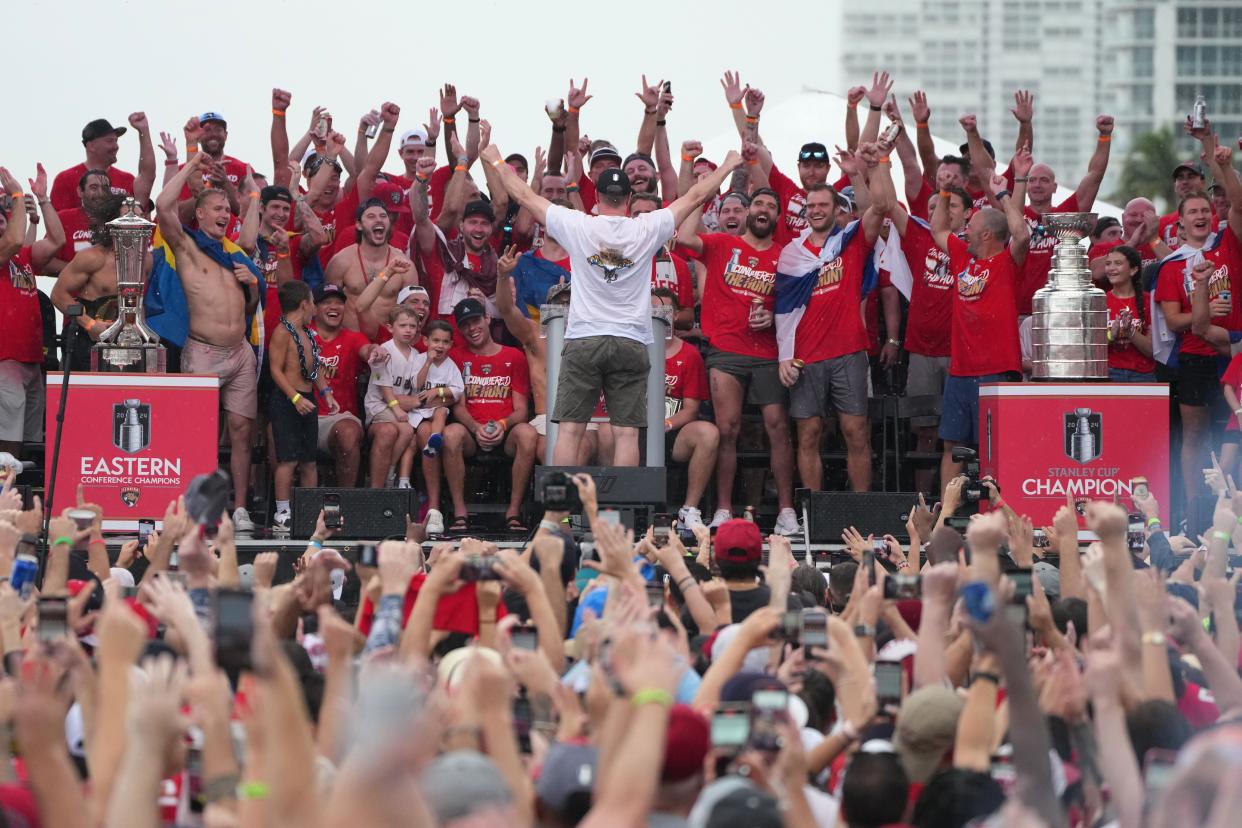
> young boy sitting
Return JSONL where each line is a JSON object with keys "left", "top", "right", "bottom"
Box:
{"left": 268, "top": 281, "right": 339, "bottom": 528}
{"left": 362, "top": 305, "right": 422, "bottom": 488}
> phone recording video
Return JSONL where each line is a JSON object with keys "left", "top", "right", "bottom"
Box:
{"left": 652, "top": 513, "right": 672, "bottom": 547}
{"left": 711, "top": 704, "right": 751, "bottom": 752}
{"left": 875, "top": 660, "right": 903, "bottom": 706}
{"left": 323, "top": 494, "right": 342, "bottom": 530}
{"left": 511, "top": 623, "right": 539, "bottom": 651}
{"left": 138, "top": 518, "right": 155, "bottom": 546}
{"left": 1009, "top": 569, "right": 1033, "bottom": 602}
{"left": 37, "top": 597, "right": 68, "bottom": 642}
{"left": 884, "top": 573, "right": 922, "bottom": 600}
{"left": 213, "top": 589, "right": 254, "bottom": 672}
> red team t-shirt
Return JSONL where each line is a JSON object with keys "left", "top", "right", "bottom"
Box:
{"left": 176, "top": 155, "right": 250, "bottom": 200}
{"left": 1016, "top": 195, "right": 1080, "bottom": 316}
{"left": 1154, "top": 231, "right": 1242, "bottom": 357}
{"left": 1222, "top": 354, "right": 1242, "bottom": 432}
{"left": 665, "top": 341, "right": 709, "bottom": 411}
{"left": 450, "top": 345, "right": 530, "bottom": 423}
{"left": 768, "top": 165, "right": 850, "bottom": 244}
{"left": 785, "top": 230, "right": 872, "bottom": 363}
{"left": 698, "top": 234, "right": 783, "bottom": 359}
{"left": 56, "top": 207, "right": 94, "bottom": 262}
{"left": 313, "top": 327, "right": 372, "bottom": 417}
{"left": 1105, "top": 292, "right": 1156, "bottom": 375}
{"left": 901, "top": 220, "right": 955, "bottom": 357}
{"left": 1158, "top": 209, "right": 1219, "bottom": 249}
{"left": 1, "top": 248, "right": 43, "bottom": 364}
{"left": 945, "top": 235, "right": 1022, "bottom": 377}
{"left": 50, "top": 164, "right": 135, "bottom": 211}
{"left": 650, "top": 251, "right": 695, "bottom": 309}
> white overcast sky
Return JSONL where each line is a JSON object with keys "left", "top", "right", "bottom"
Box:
{"left": 5, "top": 0, "right": 843, "bottom": 185}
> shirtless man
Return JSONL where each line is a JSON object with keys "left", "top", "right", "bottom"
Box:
{"left": 157, "top": 153, "right": 262, "bottom": 530}
{"left": 324, "top": 197, "right": 415, "bottom": 336}
{"left": 51, "top": 194, "right": 151, "bottom": 370}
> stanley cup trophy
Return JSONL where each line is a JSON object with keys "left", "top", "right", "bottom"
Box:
{"left": 1030, "top": 213, "right": 1108, "bottom": 380}
{"left": 91, "top": 198, "right": 165, "bottom": 372}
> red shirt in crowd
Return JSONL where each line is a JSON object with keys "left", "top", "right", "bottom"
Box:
{"left": 256, "top": 236, "right": 311, "bottom": 348}
{"left": 449, "top": 345, "right": 530, "bottom": 423}
{"left": 698, "top": 233, "right": 783, "bottom": 359}
{"left": 1154, "top": 231, "right": 1242, "bottom": 357}
{"left": 650, "top": 250, "right": 695, "bottom": 309}
{"left": 50, "top": 164, "right": 134, "bottom": 211}
{"left": 901, "top": 221, "right": 955, "bottom": 358}
{"left": 1105, "top": 291, "right": 1156, "bottom": 375}
{"left": 1, "top": 248, "right": 42, "bottom": 364}
{"left": 945, "top": 234, "right": 1022, "bottom": 377}
{"left": 1222, "top": 354, "right": 1242, "bottom": 432}
{"left": 176, "top": 155, "right": 250, "bottom": 200}
{"left": 768, "top": 165, "right": 849, "bottom": 245}
{"left": 784, "top": 230, "right": 872, "bottom": 364}
{"left": 1016, "top": 195, "right": 1080, "bottom": 316}
{"left": 1158, "top": 209, "right": 1219, "bottom": 249}
{"left": 56, "top": 207, "right": 94, "bottom": 262}
{"left": 907, "top": 178, "right": 935, "bottom": 222}
{"left": 313, "top": 326, "right": 371, "bottom": 417}
{"left": 1089, "top": 238, "right": 1159, "bottom": 269}
{"left": 665, "top": 340, "right": 709, "bottom": 409}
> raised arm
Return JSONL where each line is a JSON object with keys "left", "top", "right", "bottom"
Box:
{"left": 844, "top": 86, "right": 865, "bottom": 149}
{"left": 1012, "top": 90, "right": 1035, "bottom": 156}
{"left": 475, "top": 122, "right": 510, "bottom": 216}
{"left": 480, "top": 144, "right": 551, "bottom": 228}
{"left": 1073, "top": 116, "right": 1113, "bottom": 211}
{"left": 270, "top": 88, "right": 292, "bottom": 187}
{"left": 1205, "top": 135, "right": 1242, "bottom": 241}
{"left": 884, "top": 98, "right": 925, "bottom": 206}
{"left": 858, "top": 71, "right": 893, "bottom": 147}
{"left": 129, "top": 112, "right": 156, "bottom": 207}
{"left": 437, "top": 134, "right": 473, "bottom": 232}
{"left": 634, "top": 75, "right": 661, "bottom": 156}
{"left": 495, "top": 245, "right": 538, "bottom": 349}
{"left": 929, "top": 187, "right": 953, "bottom": 254}
{"left": 1003, "top": 146, "right": 1033, "bottom": 264}
{"left": 909, "top": 90, "right": 939, "bottom": 180}
{"left": 155, "top": 153, "right": 205, "bottom": 252}
{"left": 668, "top": 151, "right": 742, "bottom": 228}
{"left": 0, "top": 169, "right": 27, "bottom": 262}
{"left": 26, "top": 164, "right": 65, "bottom": 260}
{"left": 560, "top": 77, "right": 591, "bottom": 173}
{"left": 358, "top": 102, "right": 401, "bottom": 202}
{"left": 440, "top": 84, "right": 463, "bottom": 168}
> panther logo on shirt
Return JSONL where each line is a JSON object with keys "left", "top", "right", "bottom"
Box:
{"left": 588, "top": 247, "right": 634, "bottom": 283}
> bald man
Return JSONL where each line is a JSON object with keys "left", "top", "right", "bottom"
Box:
{"left": 1088, "top": 198, "right": 1172, "bottom": 281}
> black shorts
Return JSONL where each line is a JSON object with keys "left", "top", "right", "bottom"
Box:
{"left": 269, "top": 389, "right": 318, "bottom": 462}
{"left": 1175, "top": 353, "right": 1222, "bottom": 408}
{"left": 702, "top": 344, "right": 786, "bottom": 407}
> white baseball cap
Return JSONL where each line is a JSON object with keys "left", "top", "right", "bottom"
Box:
{"left": 400, "top": 128, "right": 429, "bottom": 148}
{"left": 397, "top": 285, "right": 430, "bottom": 305}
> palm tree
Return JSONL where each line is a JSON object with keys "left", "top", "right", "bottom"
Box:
{"left": 1112, "top": 127, "right": 1179, "bottom": 211}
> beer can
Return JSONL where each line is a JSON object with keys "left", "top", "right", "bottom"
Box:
{"left": 11, "top": 555, "right": 37, "bottom": 600}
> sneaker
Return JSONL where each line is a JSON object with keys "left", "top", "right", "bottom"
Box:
{"left": 709, "top": 508, "right": 732, "bottom": 529}
{"left": 678, "top": 505, "right": 706, "bottom": 532}
{"left": 425, "top": 508, "right": 445, "bottom": 535}
{"left": 272, "top": 509, "right": 291, "bottom": 530}
{"left": 232, "top": 507, "right": 255, "bottom": 532}
{"left": 773, "top": 508, "right": 801, "bottom": 537}
{"left": 422, "top": 432, "right": 444, "bottom": 458}
{"left": 398, "top": 479, "right": 412, "bottom": 489}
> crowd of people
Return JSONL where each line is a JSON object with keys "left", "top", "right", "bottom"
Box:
{"left": 7, "top": 70, "right": 1242, "bottom": 536}
{"left": 0, "top": 455, "right": 1238, "bottom": 827}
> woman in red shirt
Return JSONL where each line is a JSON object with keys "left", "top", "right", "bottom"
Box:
{"left": 1104, "top": 245, "right": 1156, "bottom": 382}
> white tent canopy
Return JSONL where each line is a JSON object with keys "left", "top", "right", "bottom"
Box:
{"left": 702, "top": 89, "right": 1121, "bottom": 219}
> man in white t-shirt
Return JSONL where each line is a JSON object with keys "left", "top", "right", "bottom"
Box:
{"left": 482, "top": 143, "right": 741, "bottom": 465}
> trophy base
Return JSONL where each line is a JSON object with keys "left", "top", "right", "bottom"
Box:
{"left": 91, "top": 344, "right": 167, "bottom": 373}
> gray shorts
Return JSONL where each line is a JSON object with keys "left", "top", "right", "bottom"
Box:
{"left": 703, "top": 345, "right": 786, "bottom": 407}
{"left": 906, "top": 352, "right": 951, "bottom": 427}
{"left": 0, "top": 361, "right": 43, "bottom": 443}
{"left": 789, "top": 351, "right": 869, "bottom": 418}
{"left": 553, "top": 336, "right": 650, "bottom": 427}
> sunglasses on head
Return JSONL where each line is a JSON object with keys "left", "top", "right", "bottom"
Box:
{"left": 800, "top": 150, "right": 828, "bottom": 161}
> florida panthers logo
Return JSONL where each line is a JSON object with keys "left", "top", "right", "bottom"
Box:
{"left": 588, "top": 248, "right": 634, "bottom": 283}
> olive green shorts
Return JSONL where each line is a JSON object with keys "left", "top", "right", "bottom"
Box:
{"left": 552, "top": 335, "right": 650, "bottom": 427}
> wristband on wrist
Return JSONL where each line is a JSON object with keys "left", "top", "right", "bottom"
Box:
{"left": 729, "top": 102, "right": 743, "bottom": 110}
{"left": 378, "top": 270, "right": 389, "bottom": 282}
{"left": 8, "top": 193, "right": 22, "bottom": 199}
{"left": 1147, "top": 516, "right": 1162, "bottom": 528}
{"left": 897, "top": 560, "right": 910, "bottom": 569}
{"left": 164, "top": 159, "right": 178, "bottom": 166}
{"left": 271, "top": 109, "right": 285, "bottom": 117}
{"left": 237, "top": 781, "right": 269, "bottom": 801}
{"left": 645, "top": 108, "right": 657, "bottom": 115}
{"left": 939, "top": 189, "right": 952, "bottom": 198}
{"left": 1014, "top": 176, "right": 1029, "bottom": 183}
{"left": 665, "top": 418, "right": 673, "bottom": 430}
{"left": 1212, "top": 530, "right": 1230, "bottom": 542}
{"left": 656, "top": 119, "right": 667, "bottom": 127}
{"left": 677, "top": 576, "right": 696, "bottom": 592}
{"left": 387, "top": 398, "right": 400, "bottom": 409}
{"left": 745, "top": 116, "right": 758, "bottom": 124}
{"left": 275, "top": 251, "right": 290, "bottom": 260}
{"left": 566, "top": 184, "right": 579, "bottom": 192}
{"left": 308, "top": 538, "right": 324, "bottom": 549}
{"left": 52, "top": 536, "right": 74, "bottom": 548}
{"left": 631, "top": 688, "right": 674, "bottom": 708}
{"left": 187, "top": 147, "right": 198, "bottom": 154}
{"left": 1098, "top": 135, "right": 1111, "bottom": 142}
{"left": 746, "top": 159, "right": 758, "bottom": 166}
{"left": 468, "top": 117, "right": 480, "bottom": 124}
{"left": 995, "top": 190, "right": 1011, "bottom": 200}
{"left": 443, "top": 116, "right": 455, "bottom": 125}
{"left": 491, "top": 158, "right": 504, "bottom": 168}
{"left": 539, "top": 519, "right": 561, "bottom": 533}
{"left": 681, "top": 154, "right": 695, "bottom": 162}
{"left": 878, "top": 155, "right": 891, "bottom": 164}
{"left": 567, "top": 106, "right": 580, "bottom": 114}
{"left": 971, "top": 671, "right": 1001, "bottom": 686}
{"left": 249, "top": 191, "right": 260, "bottom": 200}
{"left": 89, "top": 537, "right": 105, "bottom": 546}
{"left": 869, "top": 103, "right": 883, "bottom": 111}
{"left": 322, "top": 387, "right": 334, "bottom": 395}
{"left": 416, "top": 174, "right": 430, "bottom": 183}
{"left": 552, "top": 125, "right": 566, "bottom": 133}
{"left": 454, "top": 164, "right": 467, "bottom": 173}
{"left": 915, "top": 121, "right": 929, "bottom": 128}
{"left": 290, "top": 393, "right": 302, "bottom": 405}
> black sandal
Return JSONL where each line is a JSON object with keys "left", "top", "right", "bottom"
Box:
{"left": 448, "top": 515, "right": 469, "bottom": 533}
{"left": 505, "top": 515, "right": 529, "bottom": 533}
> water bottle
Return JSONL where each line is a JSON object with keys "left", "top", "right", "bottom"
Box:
{"left": 482, "top": 420, "right": 497, "bottom": 452}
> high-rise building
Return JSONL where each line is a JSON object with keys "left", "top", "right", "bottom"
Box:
{"left": 1105, "top": 1, "right": 1242, "bottom": 166}
{"left": 841, "top": 0, "right": 1105, "bottom": 182}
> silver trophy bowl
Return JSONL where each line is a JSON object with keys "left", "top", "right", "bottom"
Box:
{"left": 1030, "top": 212, "right": 1108, "bottom": 380}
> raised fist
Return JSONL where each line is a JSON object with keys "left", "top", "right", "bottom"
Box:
{"left": 381, "top": 102, "right": 401, "bottom": 126}
{"left": 681, "top": 140, "right": 703, "bottom": 160}
{"left": 959, "top": 114, "right": 978, "bottom": 134}
{"left": 128, "top": 112, "right": 149, "bottom": 132}
{"left": 846, "top": 86, "right": 867, "bottom": 107}
{"left": 1096, "top": 115, "right": 1115, "bottom": 136}
{"left": 272, "top": 88, "right": 292, "bottom": 112}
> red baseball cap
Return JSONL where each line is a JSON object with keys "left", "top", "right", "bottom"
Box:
{"left": 372, "top": 180, "right": 411, "bottom": 215}
{"left": 714, "top": 518, "right": 762, "bottom": 565}
{"left": 662, "top": 705, "right": 709, "bottom": 782}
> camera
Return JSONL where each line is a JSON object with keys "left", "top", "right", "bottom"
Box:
{"left": 800, "top": 609, "right": 828, "bottom": 651}
{"left": 770, "top": 610, "right": 802, "bottom": 642}
{"left": 950, "top": 446, "right": 988, "bottom": 505}
{"left": 540, "top": 471, "right": 582, "bottom": 512}
{"left": 875, "top": 661, "right": 903, "bottom": 706}
{"left": 884, "top": 573, "right": 923, "bottom": 600}
{"left": 460, "top": 555, "right": 503, "bottom": 582}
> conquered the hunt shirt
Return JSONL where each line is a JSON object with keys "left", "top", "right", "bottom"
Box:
{"left": 698, "top": 233, "right": 783, "bottom": 359}
{"left": 783, "top": 229, "right": 872, "bottom": 364}
{"left": 1154, "top": 230, "right": 1242, "bottom": 357}
{"left": 900, "top": 220, "right": 955, "bottom": 358}
{"left": 312, "top": 326, "right": 371, "bottom": 417}
{"left": 665, "top": 340, "right": 709, "bottom": 416}
{"left": 945, "top": 234, "right": 1021, "bottom": 377}
{"left": 450, "top": 344, "right": 530, "bottom": 423}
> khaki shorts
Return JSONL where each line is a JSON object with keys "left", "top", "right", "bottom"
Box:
{"left": 317, "top": 412, "right": 362, "bottom": 452}
{"left": 0, "top": 361, "right": 43, "bottom": 443}
{"left": 553, "top": 336, "right": 650, "bottom": 428}
{"left": 531, "top": 413, "right": 597, "bottom": 437}
{"left": 182, "top": 337, "right": 258, "bottom": 419}
{"left": 368, "top": 406, "right": 405, "bottom": 426}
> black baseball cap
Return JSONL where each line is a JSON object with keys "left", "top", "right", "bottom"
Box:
{"left": 798, "top": 142, "right": 829, "bottom": 162}
{"left": 314, "top": 283, "right": 347, "bottom": 303}
{"left": 959, "top": 139, "right": 997, "bottom": 160}
{"left": 82, "top": 119, "right": 127, "bottom": 144}
{"left": 1172, "top": 160, "right": 1206, "bottom": 179}
{"left": 463, "top": 200, "right": 496, "bottom": 223}
{"left": 453, "top": 297, "right": 487, "bottom": 326}
{"left": 260, "top": 185, "right": 292, "bottom": 205}
{"left": 596, "top": 168, "right": 632, "bottom": 198}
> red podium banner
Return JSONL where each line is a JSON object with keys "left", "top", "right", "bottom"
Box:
{"left": 46, "top": 374, "right": 220, "bottom": 520}
{"left": 978, "top": 383, "right": 1170, "bottom": 527}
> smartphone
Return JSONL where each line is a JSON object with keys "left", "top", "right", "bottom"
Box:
{"left": 460, "top": 555, "right": 503, "bottom": 582}
{"left": 1009, "top": 569, "right": 1033, "bottom": 602}
{"left": 1032, "top": 528, "right": 1050, "bottom": 549}
{"left": 598, "top": 509, "right": 620, "bottom": 526}
{"left": 213, "top": 589, "right": 254, "bottom": 672}
{"left": 800, "top": 609, "right": 828, "bottom": 650}
{"left": 186, "top": 742, "right": 205, "bottom": 813}
{"left": 511, "top": 623, "right": 539, "bottom": 651}
{"left": 323, "top": 494, "right": 342, "bottom": 530}
{"left": 711, "top": 703, "right": 751, "bottom": 752}
{"left": 512, "top": 694, "right": 533, "bottom": 755}
{"left": 359, "top": 543, "right": 379, "bottom": 568}
{"left": 876, "top": 661, "right": 904, "bottom": 705}
{"left": 884, "top": 573, "right": 923, "bottom": 600}
{"left": 749, "top": 689, "right": 787, "bottom": 751}
{"left": 862, "top": 549, "right": 876, "bottom": 581}
{"left": 120, "top": 585, "right": 141, "bottom": 600}
{"left": 138, "top": 518, "right": 155, "bottom": 546}
{"left": 37, "top": 597, "right": 68, "bottom": 641}
{"left": 1127, "top": 514, "right": 1146, "bottom": 552}
{"left": 663, "top": 81, "right": 672, "bottom": 93}
{"left": 645, "top": 580, "right": 665, "bottom": 608}
{"left": 652, "top": 513, "right": 672, "bottom": 548}
{"left": 1130, "top": 476, "right": 1149, "bottom": 499}
{"left": 770, "top": 610, "right": 802, "bottom": 642}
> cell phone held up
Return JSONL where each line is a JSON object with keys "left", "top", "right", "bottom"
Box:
{"left": 540, "top": 471, "right": 582, "bottom": 513}
{"left": 460, "top": 555, "right": 503, "bottom": 582}
{"left": 884, "top": 573, "right": 922, "bottom": 601}
{"left": 322, "top": 494, "right": 342, "bottom": 530}
{"left": 214, "top": 589, "right": 254, "bottom": 672}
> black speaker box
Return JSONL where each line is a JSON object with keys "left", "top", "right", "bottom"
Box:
{"left": 292, "top": 487, "right": 416, "bottom": 540}
{"left": 534, "top": 466, "right": 668, "bottom": 508}
{"left": 798, "top": 490, "right": 924, "bottom": 544}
